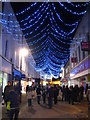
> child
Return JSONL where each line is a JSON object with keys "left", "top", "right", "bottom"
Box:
{"left": 27, "top": 87, "right": 33, "bottom": 110}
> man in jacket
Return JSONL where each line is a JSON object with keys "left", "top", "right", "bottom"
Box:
{"left": 4, "top": 81, "right": 13, "bottom": 107}
{"left": 48, "top": 86, "right": 53, "bottom": 109}
{"left": 6, "top": 87, "right": 20, "bottom": 120}
{"left": 36, "top": 86, "right": 41, "bottom": 104}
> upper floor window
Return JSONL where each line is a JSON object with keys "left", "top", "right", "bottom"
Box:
{"left": 82, "top": 51, "right": 85, "bottom": 59}
{"left": 78, "top": 46, "right": 81, "bottom": 62}
{"left": 75, "top": 50, "right": 78, "bottom": 64}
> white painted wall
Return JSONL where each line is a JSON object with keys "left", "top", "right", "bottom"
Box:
{"left": 1, "top": 2, "right": 39, "bottom": 78}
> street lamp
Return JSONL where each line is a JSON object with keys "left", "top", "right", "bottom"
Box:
{"left": 19, "top": 48, "right": 28, "bottom": 57}
{"left": 19, "top": 47, "right": 29, "bottom": 97}
{"left": 19, "top": 48, "right": 28, "bottom": 71}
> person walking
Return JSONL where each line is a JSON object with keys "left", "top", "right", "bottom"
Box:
{"left": 6, "top": 87, "right": 20, "bottom": 120}
{"left": 85, "top": 84, "right": 88, "bottom": 95}
{"left": 53, "top": 85, "right": 58, "bottom": 104}
{"left": 36, "top": 86, "right": 41, "bottom": 104}
{"left": 27, "top": 87, "right": 33, "bottom": 110}
{"left": 47, "top": 86, "right": 53, "bottom": 109}
{"left": 79, "top": 85, "right": 84, "bottom": 102}
{"left": 42, "top": 88, "right": 46, "bottom": 104}
{"left": 86, "top": 86, "right": 90, "bottom": 104}
{"left": 4, "top": 81, "right": 13, "bottom": 107}
{"left": 26, "top": 85, "right": 29, "bottom": 94}
{"left": 61, "top": 85, "right": 65, "bottom": 102}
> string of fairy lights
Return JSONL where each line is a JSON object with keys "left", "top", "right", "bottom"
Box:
{"left": 1, "top": 2, "right": 89, "bottom": 78}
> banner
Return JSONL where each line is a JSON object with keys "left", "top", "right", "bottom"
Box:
{"left": 71, "top": 57, "right": 77, "bottom": 63}
{"left": 81, "top": 42, "right": 90, "bottom": 51}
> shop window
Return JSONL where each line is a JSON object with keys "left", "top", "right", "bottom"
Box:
{"left": 3, "top": 73, "right": 8, "bottom": 92}
{"left": 5, "top": 40, "right": 8, "bottom": 57}
{"left": 73, "top": 53, "right": 75, "bottom": 67}
{"left": 0, "top": 71, "right": 2, "bottom": 87}
{"left": 75, "top": 50, "right": 78, "bottom": 64}
{"left": 78, "top": 46, "right": 81, "bottom": 62}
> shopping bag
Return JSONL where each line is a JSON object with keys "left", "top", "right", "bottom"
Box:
{"left": 7, "top": 101, "right": 10, "bottom": 110}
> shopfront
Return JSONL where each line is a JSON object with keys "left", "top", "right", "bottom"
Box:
{"left": 70, "top": 56, "right": 90, "bottom": 90}
{"left": 21, "top": 74, "right": 27, "bottom": 94}
{"left": 13, "top": 69, "right": 21, "bottom": 94}
{"left": 0, "top": 71, "right": 2, "bottom": 88}
{"left": 0, "top": 56, "right": 12, "bottom": 93}
{"left": 21, "top": 80, "right": 27, "bottom": 94}
{"left": 0, "top": 71, "right": 3, "bottom": 103}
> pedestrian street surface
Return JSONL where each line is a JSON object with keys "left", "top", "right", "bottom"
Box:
{"left": 2, "top": 94, "right": 88, "bottom": 119}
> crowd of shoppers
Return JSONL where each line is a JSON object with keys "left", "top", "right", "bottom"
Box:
{"left": 26, "top": 84, "right": 89, "bottom": 109}
{"left": 61, "top": 85, "right": 84, "bottom": 105}
{"left": 26, "top": 84, "right": 59, "bottom": 109}
{"left": 3, "top": 81, "right": 90, "bottom": 119}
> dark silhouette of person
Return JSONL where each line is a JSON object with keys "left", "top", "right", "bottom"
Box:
{"left": 48, "top": 86, "right": 53, "bottom": 109}
{"left": 53, "top": 85, "right": 58, "bottom": 104}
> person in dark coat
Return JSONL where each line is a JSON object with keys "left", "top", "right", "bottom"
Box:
{"left": 79, "top": 85, "right": 84, "bottom": 102}
{"left": 61, "top": 85, "right": 65, "bottom": 102}
{"left": 74, "top": 85, "right": 79, "bottom": 102}
{"left": 68, "top": 86, "right": 74, "bottom": 105}
{"left": 6, "top": 87, "right": 20, "bottom": 120}
{"left": 26, "top": 85, "right": 29, "bottom": 94}
{"left": 86, "top": 86, "right": 90, "bottom": 104}
{"left": 85, "top": 84, "right": 88, "bottom": 95}
{"left": 65, "top": 85, "right": 69, "bottom": 102}
{"left": 42, "top": 88, "right": 46, "bottom": 104}
{"left": 4, "top": 81, "right": 13, "bottom": 107}
{"left": 71, "top": 86, "right": 74, "bottom": 105}
{"left": 36, "top": 86, "right": 41, "bottom": 104}
{"left": 53, "top": 85, "right": 58, "bottom": 104}
{"left": 47, "top": 86, "right": 53, "bottom": 109}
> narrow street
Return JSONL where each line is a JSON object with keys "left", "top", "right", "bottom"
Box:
{"left": 1, "top": 2, "right": 90, "bottom": 120}
{"left": 2, "top": 94, "right": 88, "bottom": 119}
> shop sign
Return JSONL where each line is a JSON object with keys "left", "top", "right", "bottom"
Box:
{"left": 14, "top": 69, "right": 21, "bottom": 77}
{"left": 71, "top": 57, "right": 77, "bottom": 63}
{"left": 81, "top": 42, "right": 90, "bottom": 51}
{"left": 21, "top": 74, "right": 26, "bottom": 78}
{"left": 70, "top": 56, "right": 90, "bottom": 77}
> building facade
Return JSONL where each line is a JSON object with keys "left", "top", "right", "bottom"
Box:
{"left": 63, "top": 59, "right": 70, "bottom": 87}
{"left": 70, "top": 6, "right": 90, "bottom": 90}
{"left": 0, "top": 2, "right": 39, "bottom": 95}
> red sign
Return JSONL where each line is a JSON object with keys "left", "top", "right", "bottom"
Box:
{"left": 71, "top": 57, "right": 77, "bottom": 63}
{"left": 81, "top": 42, "right": 90, "bottom": 51}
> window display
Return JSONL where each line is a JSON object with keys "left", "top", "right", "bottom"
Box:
{"left": 0, "top": 71, "right": 2, "bottom": 87}
{"left": 3, "top": 73, "right": 8, "bottom": 92}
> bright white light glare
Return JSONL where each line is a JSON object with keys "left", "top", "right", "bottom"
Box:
{"left": 61, "top": 67, "right": 64, "bottom": 70}
{"left": 43, "top": 81, "right": 46, "bottom": 86}
{"left": 32, "top": 79, "right": 35, "bottom": 82}
{"left": 20, "top": 48, "right": 28, "bottom": 57}
{"left": 70, "top": 73, "right": 75, "bottom": 77}
{"left": 29, "top": 81, "right": 32, "bottom": 86}
{"left": 60, "top": 73, "right": 62, "bottom": 77}
{"left": 68, "top": 81, "right": 71, "bottom": 87}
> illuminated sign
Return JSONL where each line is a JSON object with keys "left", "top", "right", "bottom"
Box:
{"left": 14, "top": 69, "right": 21, "bottom": 77}
{"left": 21, "top": 74, "right": 26, "bottom": 78}
{"left": 70, "top": 56, "right": 90, "bottom": 77}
